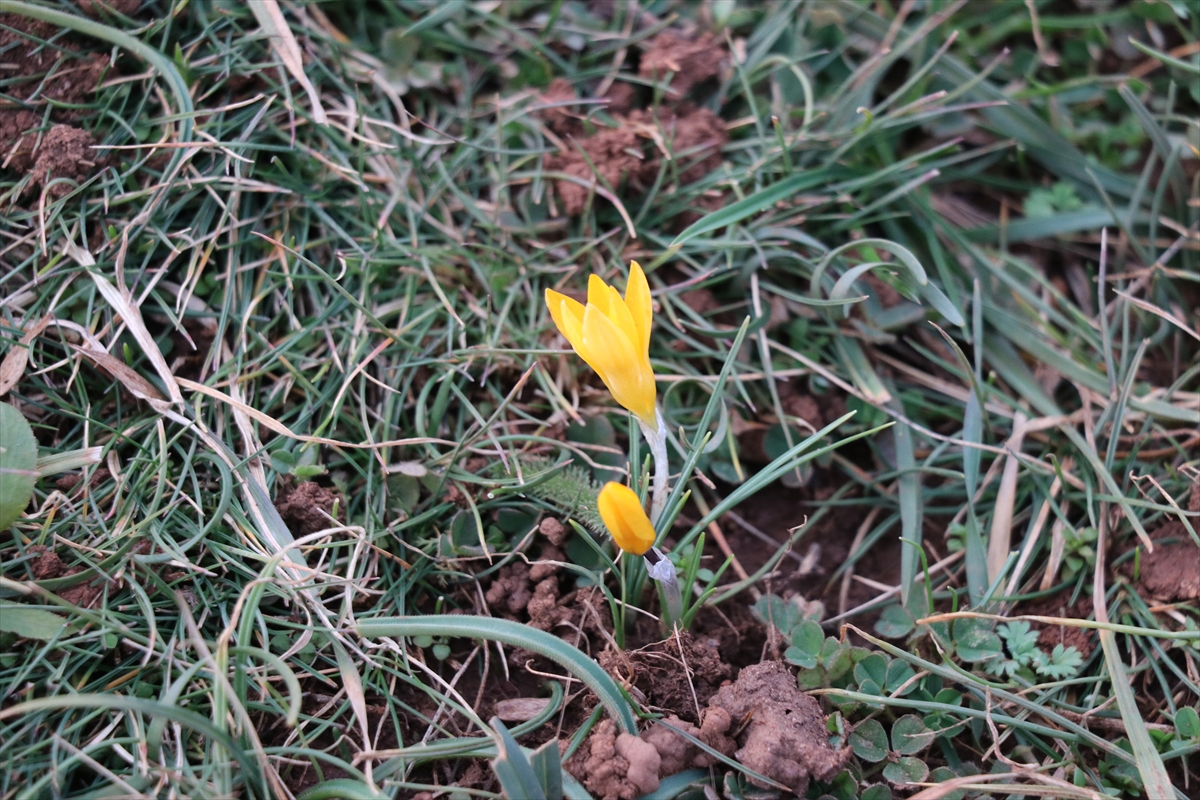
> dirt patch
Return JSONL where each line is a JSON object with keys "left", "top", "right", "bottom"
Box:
{"left": 274, "top": 477, "right": 343, "bottom": 536}
{"left": 641, "top": 708, "right": 735, "bottom": 773}
{"left": 538, "top": 77, "right": 583, "bottom": 136}
{"left": 545, "top": 123, "right": 643, "bottom": 215}
{"left": 709, "top": 660, "right": 851, "bottom": 794}
{"left": 600, "top": 629, "right": 729, "bottom": 720}
{"left": 57, "top": 577, "right": 105, "bottom": 609}
{"left": 638, "top": 31, "right": 726, "bottom": 98}
{"left": 55, "top": 467, "right": 111, "bottom": 495}
{"left": 1136, "top": 482, "right": 1200, "bottom": 603}
{"left": 628, "top": 104, "right": 726, "bottom": 186}
{"left": 0, "top": 12, "right": 108, "bottom": 195}
{"left": 537, "top": 48, "right": 728, "bottom": 218}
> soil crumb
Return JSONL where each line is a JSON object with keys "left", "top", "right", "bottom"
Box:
{"left": 708, "top": 660, "right": 851, "bottom": 795}
{"left": 30, "top": 124, "right": 97, "bottom": 196}
{"left": 641, "top": 709, "right": 735, "bottom": 773}
{"left": 1137, "top": 482, "right": 1200, "bottom": 603}
{"left": 566, "top": 718, "right": 654, "bottom": 800}
{"left": 274, "top": 477, "right": 343, "bottom": 536}
{"left": 27, "top": 545, "right": 64, "bottom": 580}
{"left": 638, "top": 31, "right": 726, "bottom": 97}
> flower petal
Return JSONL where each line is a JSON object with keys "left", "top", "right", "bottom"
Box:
{"left": 624, "top": 261, "right": 653, "bottom": 359}
{"left": 581, "top": 302, "right": 657, "bottom": 424}
{"left": 587, "top": 274, "right": 616, "bottom": 317}
{"left": 545, "top": 289, "right": 585, "bottom": 351}
{"left": 598, "top": 481, "right": 655, "bottom": 555}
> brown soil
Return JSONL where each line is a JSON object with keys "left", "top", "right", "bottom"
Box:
{"left": 29, "top": 124, "right": 97, "bottom": 196}
{"left": 566, "top": 707, "right": 735, "bottom": 800}
{"left": 1136, "top": 482, "right": 1200, "bottom": 603}
{"left": 628, "top": 104, "right": 726, "bottom": 185}
{"left": 569, "top": 660, "right": 849, "bottom": 798}
{"left": 546, "top": 123, "right": 643, "bottom": 215}
{"left": 638, "top": 31, "right": 727, "bottom": 98}
{"left": 0, "top": 12, "right": 108, "bottom": 195}
{"left": 27, "top": 545, "right": 65, "bottom": 580}
{"left": 536, "top": 34, "right": 728, "bottom": 218}
{"left": 598, "top": 629, "right": 729, "bottom": 721}
{"left": 274, "top": 477, "right": 344, "bottom": 536}
{"left": 709, "top": 661, "right": 852, "bottom": 794}
{"left": 78, "top": 0, "right": 142, "bottom": 17}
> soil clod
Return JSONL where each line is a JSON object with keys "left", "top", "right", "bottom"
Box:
{"left": 274, "top": 477, "right": 343, "bottom": 536}
{"left": 708, "top": 660, "right": 851, "bottom": 795}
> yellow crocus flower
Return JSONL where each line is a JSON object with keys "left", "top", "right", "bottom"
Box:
{"left": 544, "top": 261, "right": 657, "bottom": 429}
{"left": 597, "top": 481, "right": 656, "bottom": 556}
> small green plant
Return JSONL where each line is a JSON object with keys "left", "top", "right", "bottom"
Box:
{"left": 984, "top": 621, "right": 1083, "bottom": 680}
{"left": 849, "top": 714, "right": 934, "bottom": 786}
{"left": 1023, "top": 181, "right": 1086, "bottom": 218}
{"left": 1061, "top": 527, "right": 1099, "bottom": 582}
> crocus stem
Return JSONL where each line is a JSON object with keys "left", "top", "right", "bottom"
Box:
{"left": 643, "top": 547, "right": 682, "bottom": 630}
{"left": 639, "top": 409, "right": 669, "bottom": 527}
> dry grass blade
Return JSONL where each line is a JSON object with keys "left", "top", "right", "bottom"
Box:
{"left": 0, "top": 315, "right": 50, "bottom": 396}
{"left": 986, "top": 411, "right": 1028, "bottom": 583}
{"left": 1113, "top": 288, "right": 1200, "bottom": 342}
{"left": 249, "top": 0, "right": 329, "bottom": 124}
{"left": 71, "top": 346, "right": 166, "bottom": 404}
{"left": 908, "top": 771, "right": 1105, "bottom": 799}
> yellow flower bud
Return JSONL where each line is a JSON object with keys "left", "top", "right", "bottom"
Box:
{"left": 597, "top": 481, "right": 656, "bottom": 556}
{"left": 545, "top": 261, "right": 657, "bottom": 429}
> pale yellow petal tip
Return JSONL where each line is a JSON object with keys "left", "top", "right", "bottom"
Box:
{"left": 597, "top": 481, "right": 656, "bottom": 556}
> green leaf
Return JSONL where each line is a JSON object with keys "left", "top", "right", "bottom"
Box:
{"left": 791, "top": 620, "right": 825, "bottom": 656}
{"left": 784, "top": 645, "right": 818, "bottom": 670}
{"left": 849, "top": 719, "right": 889, "bottom": 762}
{"left": 874, "top": 604, "right": 914, "bottom": 639}
{"left": 953, "top": 620, "right": 1003, "bottom": 663}
{"left": 0, "top": 600, "right": 70, "bottom": 640}
{"left": 295, "top": 779, "right": 388, "bottom": 800}
{"left": 854, "top": 654, "right": 888, "bottom": 690}
{"left": 1033, "top": 644, "right": 1084, "bottom": 679}
{"left": 529, "top": 738, "right": 563, "bottom": 800}
{"left": 1175, "top": 707, "right": 1200, "bottom": 740}
{"left": 0, "top": 402, "right": 38, "bottom": 530}
{"left": 927, "top": 768, "right": 964, "bottom": 800}
{"left": 860, "top": 785, "right": 893, "bottom": 800}
{"left": 670, "top": 169, "right": 847, "bottom": 246}
{"left": 884, "top": 658, "right": 916, "bottom": 695}
{"left": 490, "top": 718, "right": 546, "bottom": 800}
{"left": 1098, "top": 628, "right": 1175, "bottom": 799}
{"left": 882, "top": 756, "right": 928, "bottom": 785}
{"left": 890, "top": 715, "right": 933, "bottom": 755}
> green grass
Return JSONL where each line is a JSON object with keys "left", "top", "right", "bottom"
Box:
{"left": 1, "top": 1, "right": 1197, "bottom": 798}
